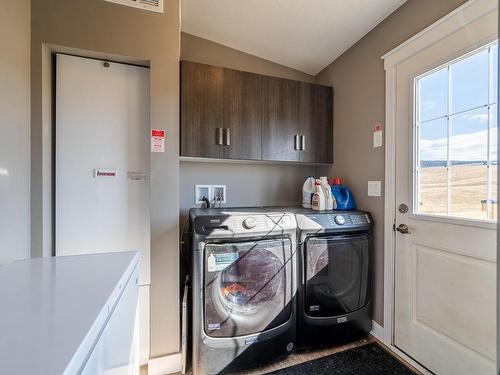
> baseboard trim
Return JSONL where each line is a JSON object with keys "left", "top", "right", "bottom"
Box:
{"left": 148, "top": 352, "right": 182, "bottom": 375}
{"left": 370, "top": 320, "right": 384, "bottom": 342}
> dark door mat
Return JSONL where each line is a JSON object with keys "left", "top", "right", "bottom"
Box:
{"left": 265, "top": 343, "right": 416, "bottom": 375}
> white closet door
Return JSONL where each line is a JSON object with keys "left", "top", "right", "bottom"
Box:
{"left": 56, "top": 54, "right": 150, "bottom": 285}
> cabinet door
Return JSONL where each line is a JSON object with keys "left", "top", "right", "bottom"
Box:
{"left": 262, "top": 76, "right": 300, "bottom": 161}
{"left": 181, "top": 61, "right": 223, "bottom": 158}
{"left": 299, "top": 82, "right": 333, "bottom": 163}
{"left": 223, "top": 69, "right": 262, "bottom": 160}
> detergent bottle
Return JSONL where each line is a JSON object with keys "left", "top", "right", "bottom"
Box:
{"left": 302, "top": 176, "right": 316, "bottom": 208}
{"left": 312, "top": 179, "right": 326, "bottom": 211}
{"left": 331, "top": 178, "right": 357, "bottom": 211}
{"left": 319, "top": 177, "right": 335, "bottom": 210}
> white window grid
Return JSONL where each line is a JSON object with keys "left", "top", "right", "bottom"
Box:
{"left": 413, "top": 41, "right": 498, "bottom": 222}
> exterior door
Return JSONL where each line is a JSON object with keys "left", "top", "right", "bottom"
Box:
{"left": 204, "top": 238, "right": 293, "bottom": 338}
{"left": 392, "top": 4, "right": 497, "bottom": 374}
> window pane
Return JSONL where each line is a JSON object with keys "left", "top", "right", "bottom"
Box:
{"left": 490, "top": 105, "right": 497, "bottom": 163}
{"left": 449, "top": 107, "right": 488, "bottom": 163}
{"left": 449, "top": 108, "right": 488, "bottom": 219}
{"left": 418, "top": 67, "right": 448, "bottom": 122}
{"left": 491, "top": 44, "right": 498, "bottom": 104}
{"left": 418, "top": 118, "right": 447, "bottom": 215}
{"left": 451, "top": 49, "right": 489, "bottom": 113}
{"left": 450, "top": 164, "right": 488, "bottom": 220}
{"left": 489, "top": 105, "right": 498, "bottom": 220}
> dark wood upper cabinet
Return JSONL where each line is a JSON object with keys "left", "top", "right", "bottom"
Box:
{"left": 261, "top": 76, "right": 300, "bottom": 161}
{"left": 181, "top": 61, "right": 333, "bottom": 163}
{"left": 181, "top": 61, "right": 223, "bottom": 158}
{"left": 299, "top": 82, "right": 333, "bottom": 163}
{"left": 223, "top": 70, "right": 262, "bottom": 160}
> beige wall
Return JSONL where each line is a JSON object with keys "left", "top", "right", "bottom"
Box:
{"left": 31, "top": 0, "right": 180, "bottom": 357}
{"left": 180, "top": 32, "right": 317, "bottom": 218}
{"left": 0, "top": 0, "right": 30, "bottom": 264}
{"left": 180, "top": 161, "right": 316, "bottom": 220}
{"left": 315, "top": 0, "right": 468, "bottom": 325}
{"left": 181, "top": 32, "right": 315, "bottom": 82}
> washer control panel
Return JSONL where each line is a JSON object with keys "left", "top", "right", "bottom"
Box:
{"left": 234, "top": 214, "right": 294, "bottom": 232}
{"left": 242, "top": 217, "right": 257, "bottom": 229}
{"left": 194, "top": 213, "right": 295, "bottom": 234}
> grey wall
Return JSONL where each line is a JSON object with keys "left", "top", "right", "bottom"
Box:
{"left": 31, "top": 0, "right": 180, "bottom": 357}
{"left": 180, "top": 161, "right": 316, "bottom": 220}
{"left": 181, "top": 32, "right": 315, "bottom": 82}
{"left": 0, "top": 0, "right": 30, "bottom": 264}
{"left": 315, "top": 0, "right": 468, "bottom": 325}
{"left": 180, "top": 33, "right": 318, "bottom": 216}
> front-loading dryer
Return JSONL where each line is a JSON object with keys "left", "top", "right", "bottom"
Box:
{"left": 295, "top": 209, "right": 373, "bottom": 349}
{"left": 189, "top": 208, "right": 297, "bottom": 375}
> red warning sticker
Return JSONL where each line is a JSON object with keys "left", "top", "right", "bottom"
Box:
{"left": 151, "top": 129, "right": 165, "bottom": 153}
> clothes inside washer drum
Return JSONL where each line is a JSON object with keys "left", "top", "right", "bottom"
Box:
{"left": 219, "top": 248, "right": 283, "bottom": 314}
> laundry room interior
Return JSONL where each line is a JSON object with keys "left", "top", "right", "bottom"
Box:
{"left": 1, "top": 0, "right": 498, "bottom": 375}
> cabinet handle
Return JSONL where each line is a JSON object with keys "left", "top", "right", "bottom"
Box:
{"left": 217, "top": 128, "right": 223, "bottom": 145}
{"left": 301, "top": 135, "right": 306, "bottom": 151}
{"left": 294, "top": 134, "right": 299, "bottom": 150}
{"left": 224, "top": 128, "right": 231, "bottom": 146}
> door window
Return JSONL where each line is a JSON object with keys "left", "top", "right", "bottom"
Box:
{"left": 415, "top": 42, "right": 498, "bottom": 221}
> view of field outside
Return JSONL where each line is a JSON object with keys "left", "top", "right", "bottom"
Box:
{"left": 419, "top": 164, "right": 497, "bottom": 220}
{"left": 416, "top": 43, "right": 498, "bottom": 221}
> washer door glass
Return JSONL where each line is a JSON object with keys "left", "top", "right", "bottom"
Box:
{"left": 304, "top": 234, "right": 369, "bottom": 317}
{"left": 204, "top": 238, "right": 293, "bottom": 338}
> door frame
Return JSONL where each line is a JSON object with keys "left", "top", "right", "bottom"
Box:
{"left": 380, "top": 0, "right": 497, "bottom": 372}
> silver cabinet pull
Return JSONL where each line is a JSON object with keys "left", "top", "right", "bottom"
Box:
{"left": 217, "top": 128, "right": 223, "bottom": 145}
{"left": 301, "top": 135, "right": 306, "bottom": 151}
{"left": 294, "top": 134, "right": 299, "bottom": 150}
{"left": 224, "top": 128, "right": 231, "bottom": 146}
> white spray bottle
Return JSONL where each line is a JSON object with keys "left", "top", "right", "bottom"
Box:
{"left": 312, "top": 179, "right": 326, "bottom": 211}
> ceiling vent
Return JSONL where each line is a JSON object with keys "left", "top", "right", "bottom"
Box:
{"left": 105, "top": 0, "right": 164, "bottom": 13}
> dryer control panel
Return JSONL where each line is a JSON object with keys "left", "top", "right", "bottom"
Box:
{"left": 296, "top": 211, "right": 372, "bottom": 231}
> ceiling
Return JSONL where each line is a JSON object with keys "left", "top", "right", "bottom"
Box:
{"left": 181, "top": 0, "right": 406, "bottom": 76}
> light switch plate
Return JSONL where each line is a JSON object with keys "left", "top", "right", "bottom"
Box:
{"left": 373, "top": 130, "right": 383, "bottom": 148}
{"left": 368, "top": 181, "right": 382, "bottom": 197}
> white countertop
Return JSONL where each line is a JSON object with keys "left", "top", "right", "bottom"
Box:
{"left": 0, "top": 252, "right": 139, "bottom": 375}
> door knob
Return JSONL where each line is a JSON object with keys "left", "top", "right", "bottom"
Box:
{"left": 396, "top": 224, "right": 410, "bottom": 234}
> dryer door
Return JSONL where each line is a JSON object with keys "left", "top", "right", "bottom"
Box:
{"left": 304, "top": 234, "right": 370, "bottom": 317}
{"left": 204, "top": 238, "right": 293, "bottom": 338}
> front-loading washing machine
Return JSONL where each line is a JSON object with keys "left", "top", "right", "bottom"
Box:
{"left": 189, "top": 208, "right": 297, "bottom": 375}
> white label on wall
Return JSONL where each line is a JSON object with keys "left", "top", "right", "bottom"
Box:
{"left": 373, "top": 123, "right": 383, "bottom": 148}
{"left": 151, "top": 129, "right": 165, "bottom": 153}
{"left": 127, "top": 171, "right": 149, "bottom": 181}
{"left": 94, "top": 168, "right": 117, "bottom": 178}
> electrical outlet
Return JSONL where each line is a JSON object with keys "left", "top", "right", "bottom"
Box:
{"left": 194, "top": 185, "right": 227, "bottom": 206}
{"left": 211, "top": 185, "right": 227, "bottom": 205}
{"left": 195, "top": 185, "right": 211, "bottom": 204}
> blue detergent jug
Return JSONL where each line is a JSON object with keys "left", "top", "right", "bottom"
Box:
{"left": 331, "top": 178, "right": 356, "bottom": 211}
